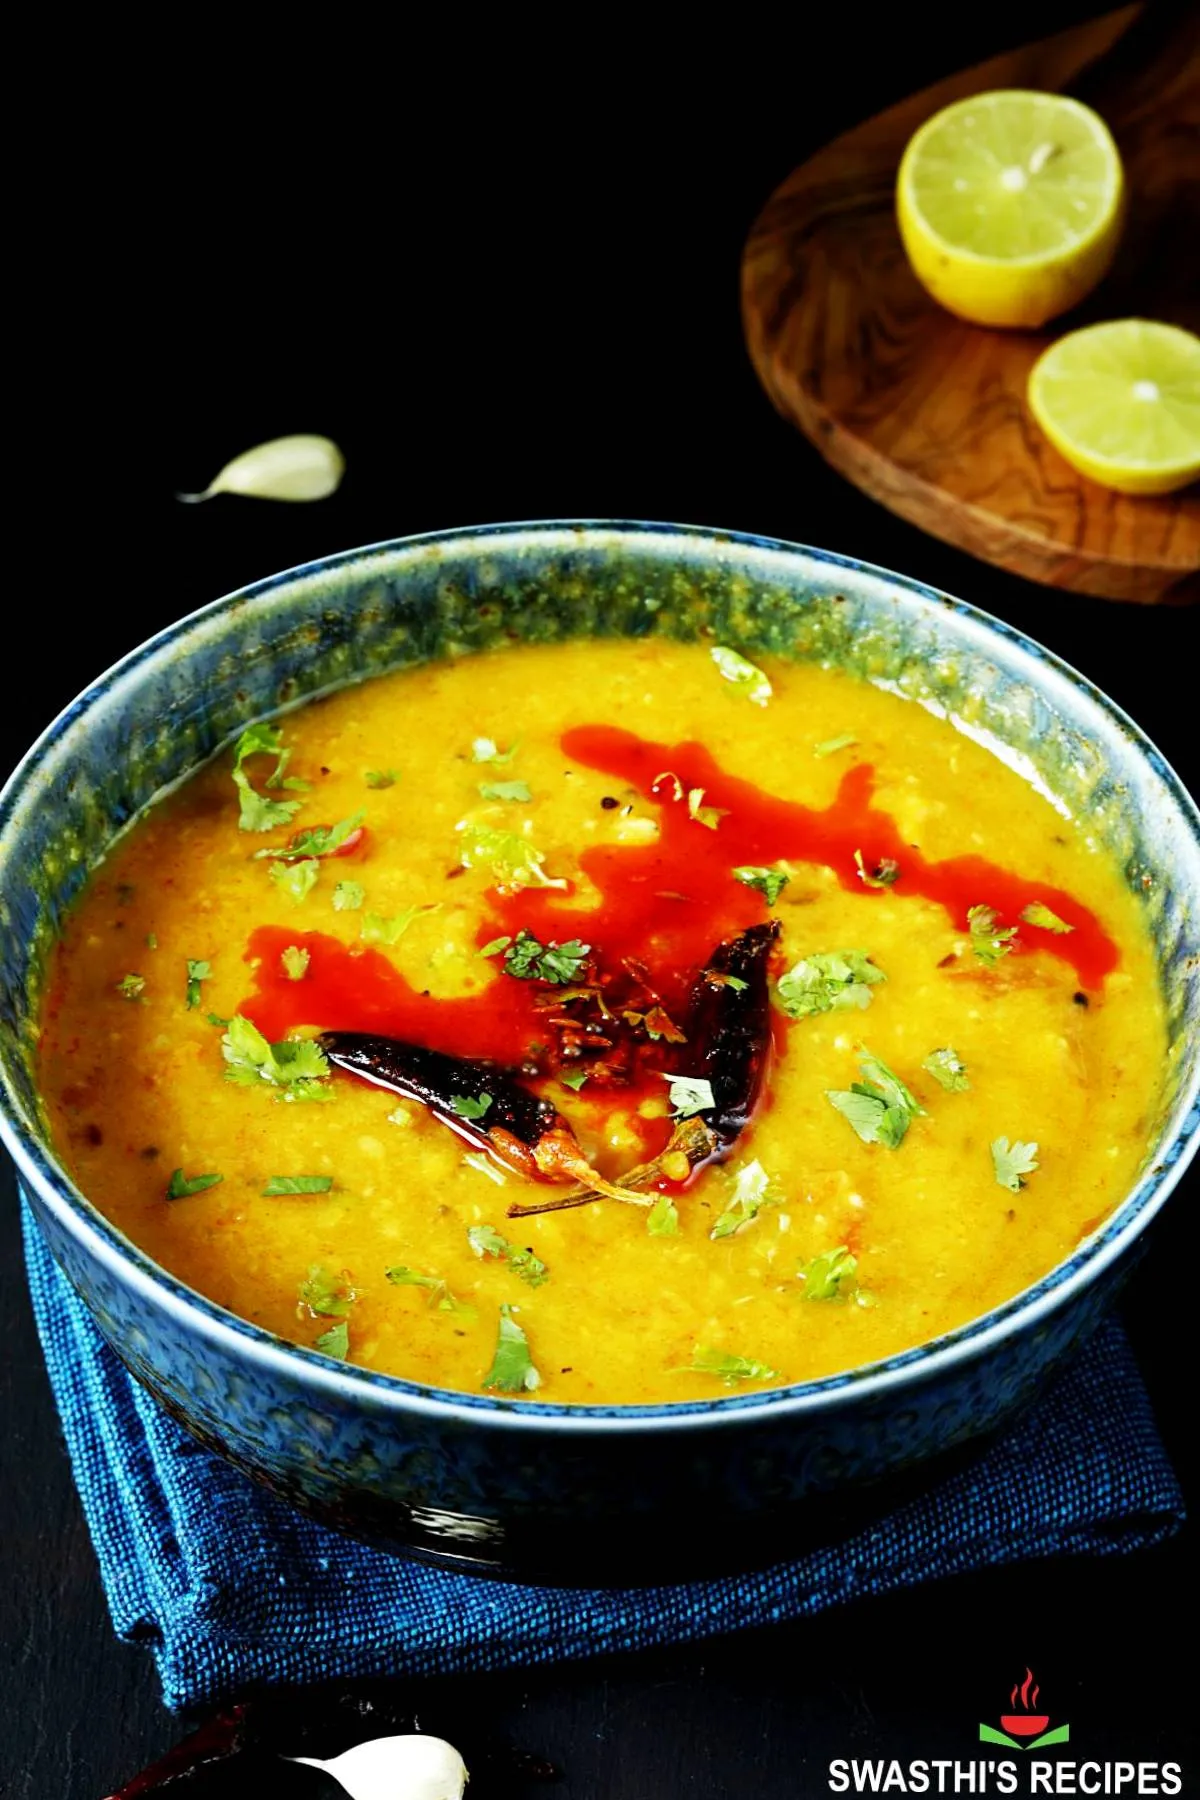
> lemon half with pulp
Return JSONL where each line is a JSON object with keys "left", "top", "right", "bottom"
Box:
{"left": 1028, "top": 320, "right": 1200, "bottom": 495}
{"left": 897, "top": 89, "right": 1124, "bottom": 329}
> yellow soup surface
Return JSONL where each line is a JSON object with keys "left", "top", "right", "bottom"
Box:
{"left": 39, "top": 640, "right": 1164, "bottom": 1403}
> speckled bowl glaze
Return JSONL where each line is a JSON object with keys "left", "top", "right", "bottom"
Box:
{"left": 2, "top": 523, "right": 1198, "bottom": 1581}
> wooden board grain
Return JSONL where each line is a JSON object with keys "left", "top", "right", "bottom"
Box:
{"left": 741, "top": 4, "right": 1200, "bottom": 604}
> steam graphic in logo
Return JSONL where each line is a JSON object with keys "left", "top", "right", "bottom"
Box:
{"left": 979, "top": 1670, "right": 1070, "bottom": 1751}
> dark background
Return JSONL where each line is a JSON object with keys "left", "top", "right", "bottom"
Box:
{"left": 6, "top": 9, "right": 1197, "bottom": 1795}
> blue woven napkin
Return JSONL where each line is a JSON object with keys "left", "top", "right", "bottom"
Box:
{"left": 22, "top": 1202, "right": 1184, "bottom": 1715}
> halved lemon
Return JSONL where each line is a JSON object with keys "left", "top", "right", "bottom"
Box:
{"left": 1028, "top": 320, "right": 1200, "bottom": 495}
{"left": 897, "top": 90, "right": 1124, "bottom": 329}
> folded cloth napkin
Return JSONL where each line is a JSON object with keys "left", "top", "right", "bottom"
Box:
{"left": 23, "top": 1203, "right": 1184, "bottom": 1715}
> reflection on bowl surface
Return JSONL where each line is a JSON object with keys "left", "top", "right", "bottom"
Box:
{"left": 1, "top": 522, "right": 1197, "bottom": 1579}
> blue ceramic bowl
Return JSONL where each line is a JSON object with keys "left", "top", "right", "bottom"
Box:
{"left": 2, "top": 523, "right": 1198, "bottom": 1581}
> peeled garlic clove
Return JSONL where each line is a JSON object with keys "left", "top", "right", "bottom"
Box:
{"left": 287, "top": 1732, "right": 468, "bottom": 1799}
{"left": 178, "top": 433, "right": 345, "bottom": 503}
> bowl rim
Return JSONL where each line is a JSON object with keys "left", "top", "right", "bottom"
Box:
{"left": 3, "top": 517, "right": 1198, "bottom": 1435}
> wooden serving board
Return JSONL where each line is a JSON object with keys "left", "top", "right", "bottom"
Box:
{"left": 741, "top": 5, "right": 1200, "bottom": 604}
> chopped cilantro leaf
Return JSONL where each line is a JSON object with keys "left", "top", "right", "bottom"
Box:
{"left": 280, "top": 945, "right": 310, "bottom": 981}
{"left": 364, "top": 769, "right": 398, "bottom": 789}
{"left": 775, "top": 949, "right": 885, "bottom": 1018}
{"left": 386, "top": 1265, "right": 474, "bottom": 1317}
{"left": 968, "top": 904, "right": 1018, "bottom": 966}
{"left": 1021, "top": 901, "right": 1074, "bottom": 934}
{"left": 298, "top": 1264, "right": 355, "bottom": 1317}
{"left": 231, "top": 722, "right": 303, "bottom": 833}
{"left": 684, "top": 1347, "right": 779, "bottom": 1384}
{"left": 256, "top": 811, "right": 365, "bottom": 862}
{"left": 992, "top": 1136, "right": 1039, "bottom": 1192}
{"left": 360, "top": 906, "right": 427, "bottom": 946}
{"left": 710, "top": 645, "right": 772, "bottom": 706}
{"left": 270, "top": 858, "right": 320, "bottom": 904}
{"left": 559, "top": 1069, "right": 589, "bottom": 1092}
{"left": 458, "top": 822, "right": 566, "bottom": 893}
{"left": 262, "top": 1175, "right": 333, "bottom": 1195}
{"left": 116, "top": 973, "right": 146, "bottom": 1001}
{"left": 221, "top": 1015, "right": 331, "bottom": 1102}
{"left": 854, "top": 849, "right": 901, "bottom": 889}
{"left": 733, "top": 864, "right": 790, "bottom": 905}
{"left": 315, "top": 1321, "right": 349, "bottom": 1359}
{"left": 185, "top": 958, "right": 211, "bottom": 1009}
{"left": 487, "top": 928, "right": 590, "bottom": 984}
{"left": 661, "top": 1073, "right": 715, "bottom": 1118}
{"left": 923, "top": 1046, "right": 969, "bottom": 1091}
{"left": 479, "top": 779, "right": 533, "bottom": 803}
{"left": 165, "top": 1168, "right": 223, "bottom": 1200}
{"left": 686, "top": 787, "right": 727, "bottom": 830}
{"left": 799, "top": 1245, "right": 858, "bottom": 1300}
{"left": 710, "top": 1159, "right": 776, "bottom": 1239}
{"left": 482, "top": 1304, "right": 540, "bottom": 1394}
{"left": 471, "top": 737, "right": 518, "bottom": 765}
{"left": 826, "top": 1047, "right": 924, "bottom": 1148}
{"left": 467, "top": 1223, "right": 548, "bottom": 1287}
{"left": 647, "top": 1193, "right": 680, "bottom": 1236}
{"left": 814, "top": 733, "right": 857, "bottom": 758}
{"left": 452, "top": 1093, "right": 493, "bottom": 1122}
{"left": 332, "top": 879, "right": 365, "bottom": 912}
{"left": 145, "top": 932, "right": 158, "bottom": 950}
{"left": 206, "top": 1012, "right": 229, "bottom": 1029}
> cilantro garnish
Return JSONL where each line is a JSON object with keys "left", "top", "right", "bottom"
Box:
{"left": 231, "top": 722, "right": 305, "bottom": 833}
{"left": 661, "top": 1073, "right": 715, "bottom": 1118}
{"left": 992, "top": 1136, "right": 1040, "bottom": 1192}
{"left": 623, "top": 1005, "right": 687, "bottom": 1042}
{"left": 221, "top": 1015, "right": 331, "bottom": 1102}
{"left": 332, "top": 879, "right": 365, "bottom": 912}
{"left": 364, "top": 769, "right": 398, "bottom": 789}
{"left": 471, "top": 737, "right": 518, "bottom": 765}
{"left": 467, "top": 1224, "right": 549, "bottom": 1287}
{"left": 1020, "top": 901, "right": 1074, "bottom": 935}
{"left": 775, "top": 949, "right": 885, "bottom": 1018}
{"left": 923, "top": 1046, "right": 969, "bottom": 1091}
{"left": 116, "top": 973, "right": 146, "bottom": 1001}
{"left": 559, "top": 1070, "right": 589, "bottom": 1092}
{"left": 482, "top": 929, "right": 591, "bottom": 985}
{"left": 256, "top": 811, "right": 364, "bottom": 862}
{"left": 146, "top": 932, "right": 158, "bottom": 950}
{"left": 684, "top": 1347, "right": 779, "bottom": 1384}
{"left": 479, "top": 779, "right": 532, "bottom": 803}
{"left": 386, "top": 1265, "right": 474, "bottom": 1317}
{"left": 710, "top": 645, "right": 772, "bottom": 706}
{"left": 458, "top": 822, "right": 566, "bottom": 893}
{"left": 482, "top": 1304, "right": 541, "bottom": 1394}
{"left": 452, "top": 1093, "right": 493, "bottom": 1122}
{"left": 733, "top": 865, "right": 790, "bottom": 905}
{"left": 647, "top": 1193, "right": 680, "bottom": 1236}
{"left": 967, "top": 904, "right": 1018, "bottom": 965}
{"left": 185, "top": 958, "right": 211, "bottom": 1009}
{"left": 854, "top": 849, "right": 900, "bottom": 889}
{"left": 262, "top": 1175, "right": 333, "bottom": 1195}
{"left": 710, "top": 1159, "right": 777, "bottom": 1239}
{"left": 165, "top": 1168, "right": 223, "bottom": 1200}
{"left": 298, "top": 1264, "right": 355, "bottom": 1318}
{"left": 687, "top": 787, "right": 727, "bottom": 830}
{"left": 360, "top": 906, "right": 430, "bottom": 946}
{"left": 270, "top": 859, "right": 320, "bottom": 904}
{"left": 280, "top": 945, "right": 310, "bottom": 981}
{"left": 799, "top": 1245, "right": 858, "bottom": 1300}
{"left": 826, "top": 1048, "right": 924, "bottom": 1148}
{"left": 316, "top": 1322, "right": 350, "bottom": 1359}
{"left": 814, "top": 733, "right": 857, "bottom": 758}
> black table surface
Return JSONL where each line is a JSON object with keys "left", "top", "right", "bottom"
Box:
{"left": 6, "top": 12, "right": 1197, "bottom": 1795}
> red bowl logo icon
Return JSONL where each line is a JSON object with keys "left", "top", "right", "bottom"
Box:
{"left": 1000, "top": 1714, "right": 1050, "bottom": 1738}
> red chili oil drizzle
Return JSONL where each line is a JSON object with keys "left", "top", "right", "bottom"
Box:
{"left": 241, "top": 724, "right": 1117, "bottom": 1061}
